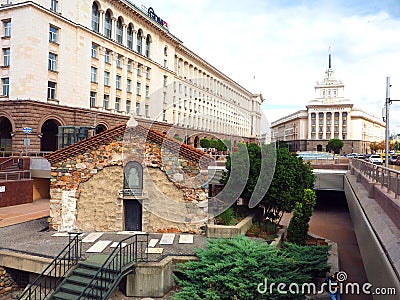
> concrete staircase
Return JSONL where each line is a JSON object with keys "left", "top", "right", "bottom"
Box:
{"left": 50, "top": 255, "right": 119, "bottom": 300}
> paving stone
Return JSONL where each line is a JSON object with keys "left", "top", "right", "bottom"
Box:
{"left": 82, "top": 232, "right": 103, "bottom": 243}
{"left": 86, "top": 240, "right": 112, "bottom": 253}
{"left": 146, "top": 247, "right": 164, "bottom": 254}
{"left": 179, "top": 235, "right": 194, "bottom": 244}
{"left": 159, "top": 233, "right": 175, "bottom": 245}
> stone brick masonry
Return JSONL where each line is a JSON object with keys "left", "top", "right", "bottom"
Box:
{"left": 49, "top": 125, "right": 210, "bottom": 233}
{"left": 0, "top": 267, "right": 18, "bottom": 297}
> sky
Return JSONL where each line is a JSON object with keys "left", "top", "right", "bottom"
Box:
{"left": 137, "top": 0, "right": 400, "bottom": 135}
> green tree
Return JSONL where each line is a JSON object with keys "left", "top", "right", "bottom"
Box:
{"left": 370, "top": 142, "right": 378, "bottom": 153}
{"left": 172, "top": 236, "right": 330, "bottom": 300}
{"left": 209, "top": 139, "right": 219, "bottom": 149}
{"left": 221, "top": 144, "right": 315, "bottom": 224}
{"left": 287, "top": 189, "right": 317, "bottom": 245}
{"left": 327, "top": 138, "right": 344, "bottom": 154}
{"left": 200, "top": 138, "right": 210, "bottom": 148}
{"left": 223, "top": 139, "right": 232, "bottom": 151}
{"left": 216, "top": 139, "right": 227, "bottom": 151}
{"left": 173, "top": 135, "right": 183, "bottom": 142}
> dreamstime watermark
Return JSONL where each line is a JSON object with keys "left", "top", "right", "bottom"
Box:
{"left": 257, "top": 271, "right": 397, "bottom": 296}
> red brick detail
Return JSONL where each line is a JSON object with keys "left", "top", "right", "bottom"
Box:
{"left": 0, "top": 179, "right": 33, "bottom": 207}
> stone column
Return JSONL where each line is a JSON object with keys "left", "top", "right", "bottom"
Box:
{"left": 316, "top": 112, "right": 320, "bottom": 140}
{"left": 347, "top": 110, "right": 351, "bottom": 140}
{"left": 308, "top": 112, "right": 312, "bottom": 139}
{"left": 323, "top": 112, "right": 327, "bottom": 139}
{"left": 123, "top": 24, "right": 128, "bottom": 47}
{"left": 111, "top": 17, "right": 117, "bottom": 41}
{"left": 339, "top": 111, "right": 343, "bottom": 139}
{"left": 99, "top": 10, "right": 105, "bottom": 35}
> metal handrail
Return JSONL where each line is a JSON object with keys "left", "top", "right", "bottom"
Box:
{"left": 0, "top": 170, "right": 31, "bottom": 181}
{"left": 18, "top": 233, "right": 82, "bottom": 300}
{"left": 351, "top": 158, "right": 400, "bottom": 199}
{"left": 77, "top": 234, "right": 148, "bottom": 299}
{"left": 0, "top": 157, "right": 19, "bottom": 170}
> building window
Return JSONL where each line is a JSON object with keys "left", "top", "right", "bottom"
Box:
{"left": 126, "top": 100, "right": 131, "bottom": 113}
{"left": 3, "top": 48, "right": 10, "bottom": 67}
{"left": 145, "top": 85, "right": 149, "bottom": 97}
{"left": 319, "top": 134, "right": 323, "bottom": 139}
{"left": 162, "top": 109, "right": 166, "bottom": 121}
{"left": 127, "top": 79, "right": 131, "bottom": 92}
{"left": 90, "top": 67, "right": 97, "bottom": 82}
{"left": 4, "top": 20, "right": 11, "bottom": 37}
{"left": 163, "top": 92, "right": 166, "bottom": 104}
{"left": 49, "top": 25, "right": 58, "bottom": 43}
{"left": 164, "top": 46, "right": 168, "bottom": 56}
{"left": 91, "top": 2, "right": 100, "bottom": 32}
{"left": 136, "top": 30, "right": 142, "bottom": 54}
{"left": 48, "top": 52, "right": 57, "bottom": 71}
{"left": 127, "top": 25, "right": 134, "bottom": 49}
{"left": 145, "top": 35, "right": 151, "bottom": 58}
{"left": 137, "top": 64, "right": 142, "bottom": 76}
{"left": 115, "top": 97, "right": 120, "bottom": 111}
{"left": 47, "top": 81, "right": 56, "bottom": 99}
{"left": 116, "top": 18, "right": 123, "bottom": 44}
{"left": 127, "top": 60, "right": 132, "bottom": 72}
{"left": 136, "top": 82, "right": 141, "bottom": 95}
{"left": 104, "top": 10, "right": 112, "bottom": 39}
{"left": 164, "top": 59, "right": 167, "bottom": 68}
{"left": 145, "top": 104, "right": 149, "bottom": 117}
{"left": 311, "top": 113, "right": 316, "bottom": 118}
{"left": 116, "top": 75, "right": 121, "bottom": 89}
{"left": 116, "top": 55, "right": 121, "bottom": 68}
{"left": 90, "top": 91, "right": 96, "bottom": 107}
{"left": 2, "top": 77, "right": 9, "bottom": 96}
{"left": 135, "top": 102, "right": 140, "bottom": 115}
{"left": 163, "top": 75, "right": 167, "bottom": 87}
{"left": 104, "top": 50, "right": 110, "bottom": 63}
{"left": 103, "top": 95, "right": 109, "bottom": 109}
{"left": 50, "top": 0, "right": 58, "bottom": 12}
{"left": 91, "top": 44, "right": 97, "bottom": 58}
{"left": 104, "top": 71, "right": 110, "bottom": 86}
{"left": 145, "top": 67, "right": 150, "bottom": 79}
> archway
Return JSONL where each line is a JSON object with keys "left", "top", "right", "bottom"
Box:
{"left": 95, "top": 124, "right": 107, "bottom": 134}
{"left": 194, "top": 136, "right": 199, "bottom": 148}
{"left": 317, "top": 144, "right": 323, "bottom": 152}
{"left": 40, "top": 119, "right": 60, "bottom": 151}
{"left": 0, "top": 117, "right": 12, "bottom": 152}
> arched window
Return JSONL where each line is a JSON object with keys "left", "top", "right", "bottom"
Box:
{"left": 91, "top": 2, "right": 99, "bottom": 32}
{"left": 145, "top": 34, "right": 151, "bottom": 58}
{"left": 116, "top": 17, "right": 123, "bottom": 44}
{"left": 164, "top": 46, "right": 168, "bottom": 56}
{"left": 127, "top": 24, "right": 134, "bottom": 49}
{"left": 136, "top": 30, "right": 142, "bottom": 54}
{"left": 104, "top": 10, "right": 112, "bottom": 39}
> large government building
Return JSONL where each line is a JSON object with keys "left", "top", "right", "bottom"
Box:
{"left": 0, "top": 0, "right": 263, "bottom": 153}
{"left": 271, "top": 55, "right": 385, "bottom": 154}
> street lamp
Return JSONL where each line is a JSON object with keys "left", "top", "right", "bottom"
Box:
{"left": 384, "top": 77, "right": 400, "bottom": 168}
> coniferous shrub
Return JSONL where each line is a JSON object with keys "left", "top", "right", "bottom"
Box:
{"left": 287, "top": 189, "right": 317, "bottom": 245}
{"left": 172, "top": 235, "right": 330, "bottom": 300}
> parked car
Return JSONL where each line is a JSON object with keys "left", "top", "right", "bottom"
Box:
{"left": 356, "top": 154, "right": 365, "bottom": 159}
{"left": 396, "top": 156, "right": 400, "bottom": 166}
{"left": 369, "top": 154, "right": 383, "bottom": 165}
{"left": 347, "top": 153, "right": 358, "bottom": 158}
{"left": 389, "top": 155, "right": 398, "bottom": 165}
{"left": 364, "top": 154, "right": 372, "bottom": 161}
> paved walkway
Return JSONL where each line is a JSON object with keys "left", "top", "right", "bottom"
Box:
{"left": 0, "top": 199, "right": 50, "bottom": 228}
{"left": 309, "top": 191, "right": 372, "bottom": 300}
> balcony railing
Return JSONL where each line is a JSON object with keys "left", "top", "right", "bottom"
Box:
{"left": 351, "top": 158, "right": 400, "bottom": 199}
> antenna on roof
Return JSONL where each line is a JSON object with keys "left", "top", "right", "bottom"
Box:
{"left": 328, "top": 46, "right": 332, "bottom": 69}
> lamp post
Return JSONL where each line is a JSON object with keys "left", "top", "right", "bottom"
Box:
{"left": 384, "top": 77, "right": 400, "bottom": 168}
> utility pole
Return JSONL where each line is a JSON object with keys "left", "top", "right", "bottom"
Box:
{"left": 384, "top": 77, "right": 400, "bottom": 168}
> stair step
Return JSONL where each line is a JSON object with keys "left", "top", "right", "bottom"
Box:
{"left": 50, "top": 291, "right": 83, "bottom": 300}
{"left": 59, "top": 283, "right": 104, "bottom": 299}
{"left": 66, "top": 274, "right": 112, "bottom": 288}
{"left": 72, "top": 266, "right": 118, "bottom": 280}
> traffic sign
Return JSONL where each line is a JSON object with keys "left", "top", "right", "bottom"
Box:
{"left": 22, "top": 127, "right": 32, "bottom": 134}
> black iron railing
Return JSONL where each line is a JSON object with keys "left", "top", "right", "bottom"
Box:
{"left": 18, "top": 233, "right": 82, "bottom": 300}
{"left": 77, "top": 233, "right": 148, "bottom": 299}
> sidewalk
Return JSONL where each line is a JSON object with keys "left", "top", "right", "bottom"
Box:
{"left": 0, "top": 199, "right": 50, "bottom": 228}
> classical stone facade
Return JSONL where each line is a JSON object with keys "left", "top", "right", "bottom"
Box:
{"left": 49, "top": 123, "right": 210, "bottom": 233}
{"left": 271, "top": 55, "right": 385, "bottom": 154}
{"left": 0, "top": 0, "right": 263, "bottom": 154}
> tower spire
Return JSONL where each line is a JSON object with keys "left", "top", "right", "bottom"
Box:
{"left": 328, "top": 46, "right": 331, "bottom": 69}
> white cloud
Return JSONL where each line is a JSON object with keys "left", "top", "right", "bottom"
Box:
{"left": 141, "top": 0, "right": 400, "bottom": 133}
